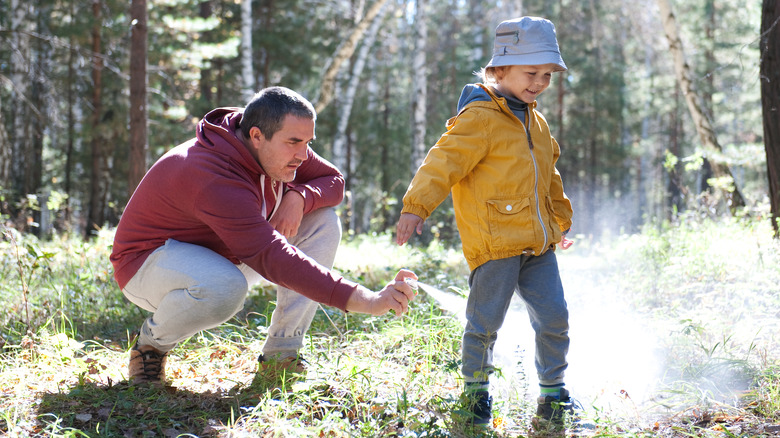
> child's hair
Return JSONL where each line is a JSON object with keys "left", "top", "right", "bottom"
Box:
{"left": 477, "top": 66, "right": 508, "bottom": 85}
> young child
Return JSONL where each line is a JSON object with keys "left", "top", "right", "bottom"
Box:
{"left": 396, "top": 17, "right": 575, "bottom": 428}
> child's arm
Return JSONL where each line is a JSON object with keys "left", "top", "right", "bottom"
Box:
{"left": 396, "top": 213, "right": 424, "bottom": 246}
{"left": 396, "top": 109, "right": 487, "bottom": 246}
{"left": 549, "top": 137, "right": 574, "bottom": 247}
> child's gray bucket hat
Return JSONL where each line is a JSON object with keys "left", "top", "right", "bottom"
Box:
{"left": 486, "top": 17, "right": 567, "bottom": 72}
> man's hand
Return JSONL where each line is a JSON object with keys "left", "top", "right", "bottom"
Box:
{"left": 269, "top": 190, "right": 305, "bottom": 238}
{"left": 345, "top": 269, "right": 418, "bottom": 316}
{"left": 396, "top": 213, "right": 424, "bottom": 246}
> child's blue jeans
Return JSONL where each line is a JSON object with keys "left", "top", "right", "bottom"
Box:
{"left": 462, "top": 250, "right": 569, "bottom": 387}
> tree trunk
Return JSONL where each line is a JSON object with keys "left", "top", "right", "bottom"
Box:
{"left": 586, "top": 0, "right": 599, "bottom": 233}
{"left": 313, "top": 0, "right": 390, "bottom": 114}
{"left": 129, "top": 0, "right": 148, "bottom": 200}
{"left": 86, "top": 0, "right": 106, "bottom": 238}
{"left": 410, "top": 0, "right": 427, "bottom": 175}
{"left": 241, "top": 0, "right": 255, "bottom": 102}
{"left": 704, "top": 0, "right": 715, "bottom": 120}
{"left": 29, "top": 4, "right": 50, "bottom": 235}
{"left": 468, "top": 0, "right": 487, "bottom": 68}
{"left": 760, "top": 0, "right": 780, "bottom": 236}
{"left": 64, "top": 0, "right": 76, "bottom": 226}
{"left": 667, "top": 86, "right": 685, "bottom": 217}
{"left": 10, "top": 0, "right": 31, "bottom": 200}
{"left": 638, "top": 37, "right": 656, "bottom": 224}
{"left": 697, "top": 0, "right": 716, "bottom": 195}
{"left": 0, "top": 91, "right": 10, "bottom": 191}
{"left": 332, "top": 0, "right": 387, "bottom": 177}
{"left": 556, "top": 62, "right": 565, "bottom": 142}
{"left": 380, "top": 78, "right": 392, "bottom": 230}
{"left": 257, "top": 0, "right": 274, "bottom": 90}
{"left": 656, "top": 0, "right": 746, "bottom": 212}
{"left": 195, "top": 1, "right": 218, "bottom": 117}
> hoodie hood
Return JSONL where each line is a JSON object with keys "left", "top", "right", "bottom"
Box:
{"left": 456, "top": 84, "right": 493, "bottom": 112}
{"left": 196, "top": 107, "right": 264, "bottom": 176}
{"left": 456, "top": 83, "right": 533, "bottom": 126}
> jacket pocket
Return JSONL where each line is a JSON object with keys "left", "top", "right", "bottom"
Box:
{"left": 486, "top": 197, "right": 535, "bottom": 250}
{"left": 544, "top": 196, "right": 562, "bottom": 244}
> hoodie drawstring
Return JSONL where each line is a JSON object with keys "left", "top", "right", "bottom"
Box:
{"left": 259, "top": 175, "right": 285, "bottom": 221}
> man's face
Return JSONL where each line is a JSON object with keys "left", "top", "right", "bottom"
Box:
{"left": 495, "top": 63, "right": 557, "bottom": 104}
{"left": 249, "top": 115, "right": 314, "bottom": 182}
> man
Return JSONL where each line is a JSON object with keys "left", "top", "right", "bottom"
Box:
{"left": 111, "top": 86, "right": 416, "bottom": 384}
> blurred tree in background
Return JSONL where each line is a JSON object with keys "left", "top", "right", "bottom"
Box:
{"left": 0, "top": 0, "right": 772, "bottom": 242}
{"left": 760, "top": 0, "right": 779, "bottom": 236}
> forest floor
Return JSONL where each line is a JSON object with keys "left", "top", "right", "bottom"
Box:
{"left": 1, "top": 214, "right": 780, "bottom": 437}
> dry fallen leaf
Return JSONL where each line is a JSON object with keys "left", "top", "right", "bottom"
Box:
{"left": 163, "top": 428, "right": 181, "bottom": 437}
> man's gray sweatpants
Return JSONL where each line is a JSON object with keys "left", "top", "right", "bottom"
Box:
{"left": 122, "top": 207, "right": 341, "bottom": 360}
{"left": 462, "top": 250, "right": 569, "bottom": 386}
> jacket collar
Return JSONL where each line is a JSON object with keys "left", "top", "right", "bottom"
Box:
{"left": 463, "top": 84, "right": 537, "bottom": 128}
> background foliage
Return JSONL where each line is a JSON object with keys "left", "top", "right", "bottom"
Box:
{"left": 0, "top": 0, "right": 769, "bottom": 240}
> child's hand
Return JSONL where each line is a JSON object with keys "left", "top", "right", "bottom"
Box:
{"left": 558, "top": 236, "right": 574, "bottom": 250}
{"left": 396, "top": 213, "right": 424, "bottom": 246}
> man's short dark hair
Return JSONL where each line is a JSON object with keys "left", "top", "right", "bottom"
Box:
{"left": 240, "top": 87, "right": 316, "bottom": 140}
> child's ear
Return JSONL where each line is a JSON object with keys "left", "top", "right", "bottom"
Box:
{"left": 494, "top": 66, "right": 507, "bottom": 81}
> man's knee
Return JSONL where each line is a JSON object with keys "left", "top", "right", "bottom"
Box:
{"left": 304, "top": 207, "right": 341, "bottom": 239}
{"left": 294, "top": 208, "right": 342, "bottom": 261}
{"left": 192, "top": 272, "right": 249, "bottom": 323}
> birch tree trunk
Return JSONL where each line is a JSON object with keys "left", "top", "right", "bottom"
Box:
{"left": 129, "top": 0, "right": 148, "bottom": 199}
{"left": 410, "top": 0, "right": 427, "bottom": 174}
{"left": 508, "top": 0, "right": 524, "bottom": 19}
{"left": 760, "top": 0, "right": 780, "bottom": 236}
{"left": 468, "top": 0, "right": 487, "bottom": 66}
{"left": 313, "top": 0, "right": 390, "bottom": 114}
{"left": 331, "top": 0, "right": 387, "bottom": 178}
{"left": 656, "top": 0, "right": 746, "bottom": 211}
{"left": 241, "top": 0, "right": 255, "bottom": 102}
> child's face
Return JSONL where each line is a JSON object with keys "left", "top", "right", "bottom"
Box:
{"left": 495, "top": 64, "right": 559, "bottom": 104}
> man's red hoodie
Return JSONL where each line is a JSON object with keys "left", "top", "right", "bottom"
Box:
{"left": 110, "top": 108, "right": 357, "bottom": 311}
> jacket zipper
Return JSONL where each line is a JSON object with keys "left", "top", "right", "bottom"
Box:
{"left": 522, "top": 110, "right": 549, "bottom": 252}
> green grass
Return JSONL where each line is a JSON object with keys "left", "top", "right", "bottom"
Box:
{"left": 1, "top": 216, "right": 780, "bottom": 437}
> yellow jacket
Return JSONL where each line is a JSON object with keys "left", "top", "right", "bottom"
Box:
{"left": 401, "top": 84, "right": 573, "bottom": 270}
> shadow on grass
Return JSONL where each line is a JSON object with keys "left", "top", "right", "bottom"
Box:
{"left": 36, "top": 380, "right": 239, "bottom": 437}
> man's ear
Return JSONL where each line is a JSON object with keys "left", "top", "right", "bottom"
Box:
{"left": 249, "top": 126, "right": 264, "bottom": 142}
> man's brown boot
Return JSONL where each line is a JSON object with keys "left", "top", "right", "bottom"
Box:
{"left": 249, "top": 354, "right": 307, "bottom": 389}
{"left": 128, "top": 344, "right": 168, "bottom": 384}
{"left": 258, "top": 354, "right": 306, "bottom": 375}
